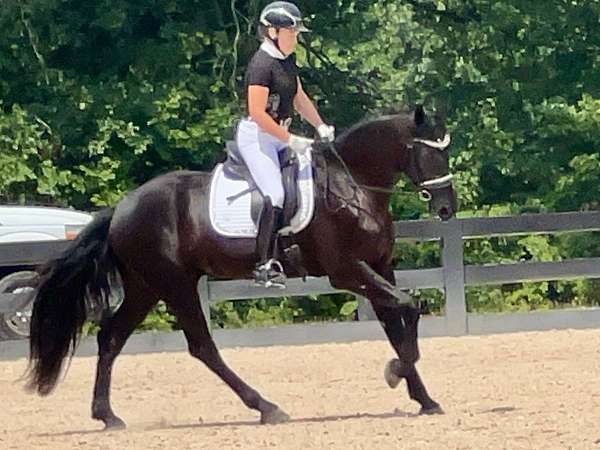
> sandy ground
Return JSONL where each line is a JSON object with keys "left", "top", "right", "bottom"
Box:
{"left": 1, "top": 329, "right": 600, "bottom": 450}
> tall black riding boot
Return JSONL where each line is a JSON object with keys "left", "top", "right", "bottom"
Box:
{"left": 254, "top": 199, "right": 286, "bottom": 288}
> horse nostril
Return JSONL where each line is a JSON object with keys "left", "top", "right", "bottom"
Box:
{"left": 439, "top": 207, "right": 451, "bottom": 221}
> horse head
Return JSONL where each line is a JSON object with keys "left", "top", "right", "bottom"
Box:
{"left": 335, "top": 105, "right": 458, "bottom": 221}
{"left": 405, "top": 105, "right": 457, "bottom": 221}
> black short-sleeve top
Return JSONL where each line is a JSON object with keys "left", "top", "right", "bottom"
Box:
{"left": 245, "top": 48, "right": 299, "bottom": 122}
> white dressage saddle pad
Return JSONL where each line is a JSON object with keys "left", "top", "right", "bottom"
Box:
{"left": 209, "top": 150, "right": 315, "bottom": 238}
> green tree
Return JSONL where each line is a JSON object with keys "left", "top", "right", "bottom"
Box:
{"left": 2, "top": 0, "right": 599, "bottom": 322}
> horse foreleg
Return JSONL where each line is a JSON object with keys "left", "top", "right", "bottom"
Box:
{"left": 330, "top": 261, "right": 442, "bottom": 414}
{"left": 92, "top": 271, "right": 159, "bottom": 429}
{"left": 375, "top": 303, "right": 443, "bottom": 414}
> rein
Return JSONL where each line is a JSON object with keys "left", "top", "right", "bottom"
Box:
{"left": 315, "top": 140, "right": 453, "bottom": 207}
{"left": 312, "top": 141, "right": 386, "bottom": 216}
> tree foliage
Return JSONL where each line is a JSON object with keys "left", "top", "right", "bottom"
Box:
{"left": 1, "top": 0, "right": 599, "bottom": 323}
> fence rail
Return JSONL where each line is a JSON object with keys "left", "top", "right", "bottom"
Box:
{"left": 1, "top": 211, "right": 599, "bottom": 336}
{"left": 198, "top": 211, "right": 600, "bottom": 336}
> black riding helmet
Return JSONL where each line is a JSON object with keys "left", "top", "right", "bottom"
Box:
{"left": 259, "top": 1, "right": 310, "bottom": 32}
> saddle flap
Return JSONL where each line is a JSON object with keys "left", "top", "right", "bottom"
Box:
{"left": 223, "top": 141, "right": 252, "bottom": 181}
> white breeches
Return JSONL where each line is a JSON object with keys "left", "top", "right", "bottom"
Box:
{"left": 236, "top": 118, "right": 287, "bottom": 208}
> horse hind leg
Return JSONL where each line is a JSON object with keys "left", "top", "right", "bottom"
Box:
{"left": 162, "top": 274, "right": 290, "bottom": 425}
{"left": 91, "top": 270, "right": 159, "bottom": 430}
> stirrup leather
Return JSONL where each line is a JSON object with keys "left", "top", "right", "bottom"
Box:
{"left": 253, "top": 258, "right": 287, "bottom": 289}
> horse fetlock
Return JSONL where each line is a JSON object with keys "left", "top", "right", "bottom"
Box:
{"left": 91, "top": 402, "right": 108, "bottom": 419}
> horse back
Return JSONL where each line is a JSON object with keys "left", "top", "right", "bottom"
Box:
{"left": 108, "top": 170, "right": 212, "bottom": 264}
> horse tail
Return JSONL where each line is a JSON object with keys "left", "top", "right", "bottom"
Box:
{"left": 27, "top": 208, "right": 118, "bottom": 395}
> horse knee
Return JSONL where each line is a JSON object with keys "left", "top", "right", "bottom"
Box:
{"left": 400, "top": 305, "right": 420, "bottom": 325}
{"left": 400, "top": 347, "right": 420, "bottom": 365}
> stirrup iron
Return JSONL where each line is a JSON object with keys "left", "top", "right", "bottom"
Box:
{"left": 254, "top": 258, "right": 287, "bottom": 289}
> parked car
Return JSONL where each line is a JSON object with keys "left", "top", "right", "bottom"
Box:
{"left": 0, "top": 205, "right": 93, "bottom": 340}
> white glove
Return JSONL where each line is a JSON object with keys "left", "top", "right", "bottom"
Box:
{"left": 317, "top": 124, "right": 335, "bottom": 142}
{"left": 288, "top": 134, "right": 314, "bottom": 155}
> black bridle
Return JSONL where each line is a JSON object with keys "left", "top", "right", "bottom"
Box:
{"left": 317, "top": 136, "right": 453, "bottom": 206}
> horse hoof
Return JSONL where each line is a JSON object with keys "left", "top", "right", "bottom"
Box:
{"left": 384, "top": 359, "right": 402, "bottom": 389}
{"left": 419, "top": 405, "right": 444, "bottom": 415}
{"left": 261, "top": 407, "right": 290, "bottom": 425}
{"left": 103, "top": 417, "right": 127, "bottom": 430}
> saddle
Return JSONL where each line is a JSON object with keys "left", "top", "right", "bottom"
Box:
{"left": 208, "top": 141, "right": 316, "bottom": 239}
{"left": 222, "top": 141, "right": 300, "bottom": 226}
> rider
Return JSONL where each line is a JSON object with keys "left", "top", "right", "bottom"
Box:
{"left": 237, "top": 1, "right": 335, "bottom": 288}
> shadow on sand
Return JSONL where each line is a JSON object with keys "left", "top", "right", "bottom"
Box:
{"left": 35, "top": 405, "right": 518, "bottom": 437}
{"left": 34, "top": 409, "right": 419, "bottom": 437}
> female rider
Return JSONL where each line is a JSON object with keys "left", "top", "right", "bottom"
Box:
{"left": 237, "top": 1, "right": 334, "bottom": 288}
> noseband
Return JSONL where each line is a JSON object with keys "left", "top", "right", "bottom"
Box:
{"left": 409, "top": 134, "right": 454, "bottom": 197}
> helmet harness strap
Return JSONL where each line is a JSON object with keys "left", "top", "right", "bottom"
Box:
{"left": 266, "top": 27, "right": 284, "bottom": 53}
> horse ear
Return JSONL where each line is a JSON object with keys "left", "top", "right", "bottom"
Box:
{"left": 414, "top": 105, "right": 426, "bottom": 126}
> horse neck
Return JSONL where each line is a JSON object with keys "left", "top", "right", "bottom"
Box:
{"left": 335, "top": 124, "right": 401, "bottom": 191}
{"left": 323, "top": 139, "right": 397, "bottom": 214}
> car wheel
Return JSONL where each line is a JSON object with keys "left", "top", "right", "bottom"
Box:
{"left": 0, "top": 271, "right": 39, "bottom": 341}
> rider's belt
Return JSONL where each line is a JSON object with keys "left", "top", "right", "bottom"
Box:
{"left": 246, "top": 117, "right": 292, "bottom": 131}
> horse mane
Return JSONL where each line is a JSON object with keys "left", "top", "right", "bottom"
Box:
{"left": 336, "top": 107, "right": 413, "bottom": 145}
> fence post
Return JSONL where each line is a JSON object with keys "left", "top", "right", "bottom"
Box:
{"left": 198, "top": 275, "right": 212, "bottom": 332}
{"left": 357, "top": 296, "right": 377, "bottom": 321}
{"left": 441, "top": 219, "right": 467, "bottom": 336}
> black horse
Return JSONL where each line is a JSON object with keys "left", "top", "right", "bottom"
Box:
{"left": 27, "top": 106, "right": 457, "bottom": 429}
